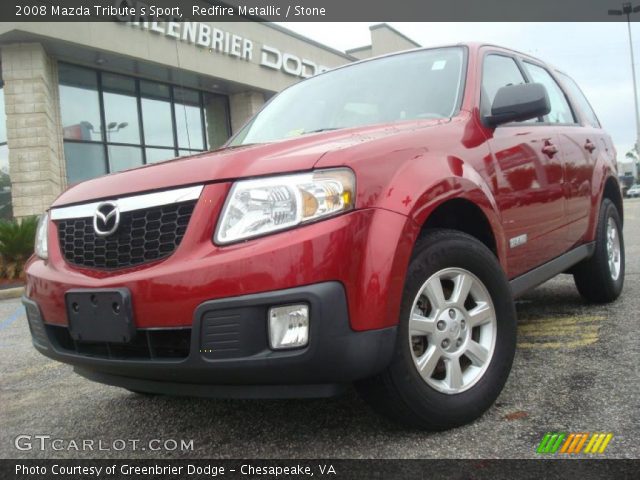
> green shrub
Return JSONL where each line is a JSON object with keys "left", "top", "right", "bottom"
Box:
{"left": 0, "top": 216, "right": 38, "bottom": 280}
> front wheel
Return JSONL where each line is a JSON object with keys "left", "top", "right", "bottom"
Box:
{"left": 357, "top": 229, "right": 517, "bottom": 430}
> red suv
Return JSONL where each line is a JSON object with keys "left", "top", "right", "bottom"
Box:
{"left": 24, "top": 43, "right": 624, "bottom": 430}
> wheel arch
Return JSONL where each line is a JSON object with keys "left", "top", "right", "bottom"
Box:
{"left": 602, "top": 175, "right": 624, "bottom": 225}
{"left": 407, "top": 181, "right": 507, "bottom": 271}
{"left": 420, "top": 198, "right": 498, "bottom": 256}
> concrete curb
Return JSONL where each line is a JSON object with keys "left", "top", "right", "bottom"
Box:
{"left": 0, "top": 287, "right": 25, "bottom": 300}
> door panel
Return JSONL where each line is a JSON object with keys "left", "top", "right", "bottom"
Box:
{"left": 556, "top": 126, "right": 594, "bottom": 247}
{"left": 488, "top": 127, "right": 565, "bottom": 277}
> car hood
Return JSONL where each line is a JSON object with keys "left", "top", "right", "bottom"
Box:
{"left": 52, "top": 119, "right": 448, "bottom": 207}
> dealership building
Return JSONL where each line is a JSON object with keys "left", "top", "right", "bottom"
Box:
{"left": 0, "top": 21, "right": 419, "bottom": 219}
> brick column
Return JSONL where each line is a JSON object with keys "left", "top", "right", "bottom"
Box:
{"left": 1, "top": 43, "right": 65, "bottom": 218}
{"left": 229, "top": 91, "right": 265, "bottom": 134}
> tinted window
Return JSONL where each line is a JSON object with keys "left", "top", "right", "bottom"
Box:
{"left": 59, "top": 65, "right": 103, "bottom": 141}
{"left": 102, "top": 74, "right": 141, "bottom": 144}
{"left": 174, "top": 88, "right": 204, "bottom": 150}
{"left": 204, "top": 93, "right": 229, "bottom": 149}
{"left": 0, "top": 85, "right": 10, "bottom": 219}
{"left": 523, "top": 62, "right": 575, "bottom": 124}
{"left": 64, "top": 142, "right": 107, "bottom": 184}
{"left": 481, "top": 55, "right": 526, "bottom": 117}
{"left": 108, "top": 145, "right": 143, "bottom": 172}
{"left": 145, "top": 147, "right": 176, "bottom": 164}
{"left": 141, "top": 81, "right": 174, "bottom": 148}
{"left": 0, "top": 85, "right": 6, "bottom": 144}
{"left": 0, "top": 144, "right": 11, "bottom": 219}
{"left": 59, "top": 65, "right": 230, "bottom": 184}
{"left": 557, "top": 72, "right": 601, "bottom": 128}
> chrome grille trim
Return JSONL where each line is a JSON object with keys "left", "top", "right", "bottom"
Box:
{"left": 50, "top": 185, "right": 204, "bottom": 221}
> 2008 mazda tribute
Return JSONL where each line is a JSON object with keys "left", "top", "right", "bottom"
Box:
{"left": 24, "top": 43, "right": 625, "bottom": 430}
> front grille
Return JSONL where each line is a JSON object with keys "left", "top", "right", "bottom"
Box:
{"left": 57, "top": 201, "right": 196, "bottom": 270}
{"left": 46, "top": 325, "right": 191, "bottom": 360}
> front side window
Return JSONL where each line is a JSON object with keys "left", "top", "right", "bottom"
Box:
{"left": 59, "top": 64, "right": 230, "bottom": 184}
{"left": 480, "top": 54, "right": 526, "bottom": 118}
{"left": 231, "top": 47, "right": 465, "bottom": 145}
{"left": 523, "top": 62, "right": 575, "bottom": 124}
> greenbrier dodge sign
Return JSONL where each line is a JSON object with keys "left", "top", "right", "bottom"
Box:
{"left": 117, "top": 4, "right": 330, "bottom": 78}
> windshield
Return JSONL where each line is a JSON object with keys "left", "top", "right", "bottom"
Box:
{"left": 230, "top": 47, "right": 466, "bottom": 146}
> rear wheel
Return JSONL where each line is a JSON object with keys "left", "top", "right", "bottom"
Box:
{"left": 573, "top": 199, "right": 624, "bottom": 303}
{"left": 357, "top": 229, "right": 516, "bottom": 430}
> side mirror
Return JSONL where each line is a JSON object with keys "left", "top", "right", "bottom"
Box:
{"left": 485, "top": 83, "right": 550, "bottom": 127}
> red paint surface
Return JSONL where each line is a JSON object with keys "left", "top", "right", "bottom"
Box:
{"left": 28, "top": 43, "right": 619, "bottom": 331}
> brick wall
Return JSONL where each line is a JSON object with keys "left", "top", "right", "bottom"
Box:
{"left": 1, "top": 43, "right": 65, "bottom": 218}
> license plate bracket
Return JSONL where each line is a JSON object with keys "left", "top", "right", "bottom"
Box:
{"left": 66, "top": 289, "right": 135, "bottom": 343}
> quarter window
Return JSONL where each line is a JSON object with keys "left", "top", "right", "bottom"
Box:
{"left": 523, "top": 62, "right": 575, "bottom": 124}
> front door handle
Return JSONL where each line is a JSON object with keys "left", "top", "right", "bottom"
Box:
{"left": 542, "top": 142, "right": 558, "bottom": 158}
{"left": 584, "top": 140, "right": 596, "bottom": 153}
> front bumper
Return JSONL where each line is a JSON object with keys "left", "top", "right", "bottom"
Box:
{"left": 23, "top": 282, "right": 397, "bottom": 398}
{"left": 26, "top": 184, "right": 415, "bottom": 333}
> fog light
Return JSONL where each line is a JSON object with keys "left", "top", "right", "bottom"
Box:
{"left": 268, "top": 304, "right": 309, "bottom": 350}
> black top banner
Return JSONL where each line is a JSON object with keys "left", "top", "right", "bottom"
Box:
{"left": 4, "top": 0, "right": 640, "bottom": 22}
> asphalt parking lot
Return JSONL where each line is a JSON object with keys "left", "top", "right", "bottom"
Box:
{"left": 1, "top": 200, "right": 639, "bottom": 460}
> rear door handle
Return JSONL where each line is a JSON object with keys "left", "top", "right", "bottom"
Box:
{"left": 584, "top": 140, "right": 596, "bottom": 153}
{"left": 542, "top": 143, "right": 558, "bottom": 157}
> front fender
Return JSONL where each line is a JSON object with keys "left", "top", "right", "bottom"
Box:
{"left": 371, "top": 154, "right": 507, "bottom": 270}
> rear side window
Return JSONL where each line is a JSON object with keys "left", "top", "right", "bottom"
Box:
{"left": 557, "top": 72, "right": 601, "bottom": 128}
{"left": 481, "top": 55, "right": 526, "bottom": 117}
{"left": 523, "top": 62, "right": 576, "bottom": 124}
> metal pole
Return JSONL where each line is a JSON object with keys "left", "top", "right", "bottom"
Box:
{"left": 627, "top": 12, "right": 640, "bottom": 153}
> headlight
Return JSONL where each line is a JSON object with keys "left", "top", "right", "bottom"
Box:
{"left": 215, "top": 168, "right": 355, "bottom": 244}
{"left": 35, "top": 212, "right": 49, "bottom": 259}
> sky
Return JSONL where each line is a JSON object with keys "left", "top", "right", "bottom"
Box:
{"left": 278, "top": 22, "right": 640, "bottom": 163}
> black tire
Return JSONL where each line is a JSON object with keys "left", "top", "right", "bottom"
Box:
{"left": 356, "top": 229, "right": 517, "bottom": 430}
{"left": 573, "top": 199, "right": 624, "bottom": 303}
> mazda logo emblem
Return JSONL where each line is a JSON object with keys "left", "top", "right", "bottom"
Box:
{"left": 93, "top": 201, "right": 120, "bottom": 237}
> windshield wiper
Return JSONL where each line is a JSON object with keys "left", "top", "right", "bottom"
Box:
{"left": 301, "top": 127, "right": 344, "bottom": 135}
{"left": 214, "top": 142, "right": 261, "bottom": 152}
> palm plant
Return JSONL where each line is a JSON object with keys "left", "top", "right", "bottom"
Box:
{"left": 0, "top": 216, "right": 38, "bottom": 280}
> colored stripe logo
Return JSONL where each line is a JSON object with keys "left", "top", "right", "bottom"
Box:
{"left": 537, "top": 433, "right": 613, "bottom": 454}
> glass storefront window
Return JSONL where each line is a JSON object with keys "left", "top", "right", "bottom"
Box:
{"left": 174, "top": 87, "right": 204, "bottom": 150}
{"left": 0, "top": 144, "right": 11, "bottom": 220}
{"left": 108, "top": 145, "right": 143, "bottom": 173}
{"left": 0, "top": 84, "right": 6, "bottom": 145}
{"left": 59, "top": 64, "right": 230, "bottom": 185}
{"left": 141, "top": 90, "right": 174, "bottom": 148}
{"left": 145, "top": 147, "right": 176, "bottom": 164}
{"left": 204, "top": 93, "right": 230, "bottom": 149}
{"left": 59, "top": 64, "right": 103, "bottom": 142}
{"left": 0, "top": 83, "right": 11, "bottom": 220}
{"left": 64, "top": 142, "right": 107, "bottom": 184}
{"left": 102, "top": 74, "right": 141, "bottom": 145}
